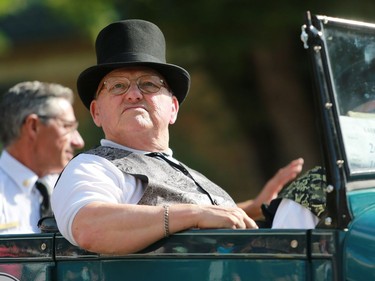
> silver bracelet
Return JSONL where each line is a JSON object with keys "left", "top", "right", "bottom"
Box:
{"left": 163, "top": 205, "right": 170, "bottom": 237}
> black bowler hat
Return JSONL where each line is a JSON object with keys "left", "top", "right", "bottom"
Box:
{"left": 77, "top": 19, "right": 191, "bottom": 109}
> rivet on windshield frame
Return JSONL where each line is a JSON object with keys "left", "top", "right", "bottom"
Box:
{"left": 290, "top": 240, "right": 298, "bottom": 248}
{"left": 40, "top": 243, "right": 47, "bottom": 251}
{"left": 325, "top": 217, "right": 332, "bottom": 226}
{"left": 326, "top": 185, "right": 334, "bottom": 193}
{"left": 313, "top": 46, "right": 321, "bottom": 52}
{"left": 325, "top": 102, "right": 332, "bottom": 109}
{"left": 336, "top": 160, "right": 344, "bottom": 168}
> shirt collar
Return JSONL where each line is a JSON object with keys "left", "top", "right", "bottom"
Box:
{"left": 100, "top": 139, "right": 173, "bottom": 157}
{"left": 0, "top": 150, "right": 38, "bottom": 192}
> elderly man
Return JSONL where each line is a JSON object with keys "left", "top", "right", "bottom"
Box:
{"left": 52, "top": 19, "right": 303, "bottom": 254}
{"left": 0, "top": 81, "right": 84, "bottom": 233}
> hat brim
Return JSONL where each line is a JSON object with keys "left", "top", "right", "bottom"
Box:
{"left": 77, "top": 62, "right": 190, "bottom": 109}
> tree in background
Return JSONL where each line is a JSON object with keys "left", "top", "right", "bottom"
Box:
{"left": 1, "top": 0, "right": 375, "bottom": 199}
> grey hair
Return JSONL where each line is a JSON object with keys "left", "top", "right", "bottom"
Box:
{"left": 0, "top": 81, "right": 74, "bottom": 147}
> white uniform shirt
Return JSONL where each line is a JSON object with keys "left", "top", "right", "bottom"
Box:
{"left": 52, "top": 139, "right": 173, "bottom": 246}
{"left": 0, "top": 151, "right": 53, "bottom": 234}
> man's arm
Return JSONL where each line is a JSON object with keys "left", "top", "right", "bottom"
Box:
{"left": 73, "top": 203, "right": 258, "bottom": 255}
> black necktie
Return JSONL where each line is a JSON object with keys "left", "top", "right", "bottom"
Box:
{"left": 35, "top": 181, "right": 53, "bottom": 218}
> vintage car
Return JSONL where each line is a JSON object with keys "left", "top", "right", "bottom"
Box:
{"left": 0, "top": 12, "right": 374, "bottom": 281}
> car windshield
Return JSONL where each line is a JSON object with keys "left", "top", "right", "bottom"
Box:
{"left": 323, "top": 18, "right": 375, "bottom": 176}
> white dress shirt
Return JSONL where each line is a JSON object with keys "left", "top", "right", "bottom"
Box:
{"left": 0, "top": 151, "right": 51, "bottom": 233}
{"left": 52, "top": 139, "right": 171, "bottom": 245}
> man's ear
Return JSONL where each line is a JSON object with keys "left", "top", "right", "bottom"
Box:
{"left": 23, "top": 114, "right": 40, "bottom": 138}
{"left": 169, "top": 96, "right": 179, "bottom": 125}
{"left": 90, "top": 100, "right": 102, "bottom": 128}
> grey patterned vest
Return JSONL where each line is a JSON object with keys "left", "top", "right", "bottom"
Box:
{"left": 85, "top": 146, "right": 236, "bottom": 207}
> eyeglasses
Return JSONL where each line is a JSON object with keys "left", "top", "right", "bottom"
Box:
{"left": 96, "top": 75, "right": 167, "bottom": 97}
{"left": 38, "top": 115, "right": 79, "bottom": 135}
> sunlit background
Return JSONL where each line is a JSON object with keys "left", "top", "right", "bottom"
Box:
{"left": 1, "top": 0, "right": 375, "bottom": 201}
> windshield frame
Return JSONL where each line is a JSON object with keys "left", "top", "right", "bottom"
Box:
{"left": 315, "top": 15, "right": 375, "bottom": 183}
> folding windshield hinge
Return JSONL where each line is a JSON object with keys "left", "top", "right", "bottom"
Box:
{"left": 300, "top": 11, "right": 323, "bottom": 49}
{"left": 301, "top": 25, "right": 309, "bottom": 49}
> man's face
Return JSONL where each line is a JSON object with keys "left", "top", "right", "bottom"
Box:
{"left": 35, "top": 99, "right": 84, "bottom": 174}
{"left": 90, "top": 67, "right": 179, "bottom": 145}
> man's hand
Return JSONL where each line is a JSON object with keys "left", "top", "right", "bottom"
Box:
{"left": 237, "top": 158, "right": 304, "bottom": 219}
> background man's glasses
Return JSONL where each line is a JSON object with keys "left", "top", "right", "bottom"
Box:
{"left": 96, "top": 75, "right": 167, "bottom": 97}
{"left": 38, "top": 115, "right": 79, "bottom": 135}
